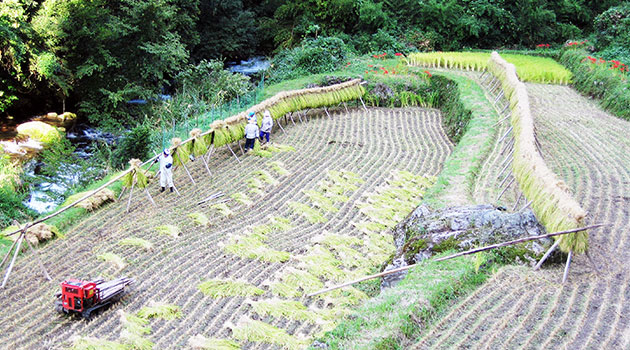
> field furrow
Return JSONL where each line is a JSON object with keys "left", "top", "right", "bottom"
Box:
{"left": 0, "top": 107, "right": 452, "bottom": 349}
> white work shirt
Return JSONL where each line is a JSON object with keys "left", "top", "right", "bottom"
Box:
{"left": 261, "top": 115, "right": 273, "bottom": 132}
{"left": 245, "top": 123, "right": 259, "bottom": 139}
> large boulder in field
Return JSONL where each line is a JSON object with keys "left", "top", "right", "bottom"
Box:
{"left": 16, "top": 121, "right": 62, "bottom": 144}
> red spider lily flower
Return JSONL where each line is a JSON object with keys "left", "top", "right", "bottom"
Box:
{"left": 424, "top": 70, "right": 432, "bottom": 77}
{"left": 382, "top": 53, "right": 387, "bottom": 56}
{"left": 600, "top": 58, "right": 606, "bottom": 63}
{"left": 368, "top": 64, "right": 374, "bottom": 67}
{"left": 395, "top": 53, "right": 403, "bottom": 56}
{"left": 365, "top": 70, "right": 369, "bottom": 74}
{"left": 373, "top": 54, "right": 378, "bottom": 58}
{"left": 380, "top": 66, "right": 386, "bottom": 70}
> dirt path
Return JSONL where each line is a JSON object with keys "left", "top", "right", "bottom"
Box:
{"left": 0, "top": 108, "right": 453, "bottom": 349}
{"left": 413, "top": 83, "right": 630, "bottom": 349}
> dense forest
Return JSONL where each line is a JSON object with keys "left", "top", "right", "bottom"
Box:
{"left": 1, "top": 0, "right": 626, "bottom": 129}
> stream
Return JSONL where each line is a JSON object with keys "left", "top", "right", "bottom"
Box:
{"left": 1, "top": 124, "right": 118, "bottom": 214}
{"left": 2, "top": 56, "right": 270, "bottom": 215}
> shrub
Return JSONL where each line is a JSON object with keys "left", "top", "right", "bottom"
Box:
{"left": 112, "top": 124, "right": 152, "bottom": 169}
{"left": 269, "top": 36, "right": 352, "bottom": 82}
{"left": 559, "top": 48, "right": 630, "bottom": 120}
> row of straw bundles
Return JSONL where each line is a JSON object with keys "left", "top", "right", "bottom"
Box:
{"left": 487, "top": 51, "right": 588, "bottom": 254}
{"left": 207, "top": 79, "right": 365, "bottom": 148}
{"left": 407, "top": 52, "right": 489, "bottom": 71}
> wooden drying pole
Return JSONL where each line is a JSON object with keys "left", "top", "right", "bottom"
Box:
{"left": 173, "top": 152, "right": 196, "bottom": 185}
{"left": 1, "top": 221, "right": 52, "bottom": 289}
{"left": 306, "top": 224, "right": 606, "bottom": 297}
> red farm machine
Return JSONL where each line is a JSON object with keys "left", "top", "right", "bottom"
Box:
{"left": 54, "top": 277, "right": 133, "bottom": 318}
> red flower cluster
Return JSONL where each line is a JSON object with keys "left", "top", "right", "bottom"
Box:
{"left": 394, "top": 52, "right": 403, "bottom": 57}
{"left": 372, "top": 52, "right": 387, "bottom": 59}
{"left": 424, "top": 70, "right": 432, "bottom": 77}
{"left": 582, "top": 56, "right": 629, "bottom": 73}
{"left": 566, "top": 40, "right": 587, "bottom": 47}
{"left": 536, "top": 43, "right": 551, "bottom": 48}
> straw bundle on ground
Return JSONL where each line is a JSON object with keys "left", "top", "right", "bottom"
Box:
{"left": 64, "top": 189, "right": 116, "bottom": 211}
{"left": 488, "top": 51, "right": 588, "bottom": 253}
{"left": 121, "top": 159, "right": 149, "bottom": 189}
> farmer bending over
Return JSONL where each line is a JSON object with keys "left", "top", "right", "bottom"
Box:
{"left": 244, "top": 112, "right": 259, "bottom": 152}
{"left": 159, "top": 148, "right": 174, "bottom": 192}
{"left": 260, "top": 110, "right": 273, "bottom": 144}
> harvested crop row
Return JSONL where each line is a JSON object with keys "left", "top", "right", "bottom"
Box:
{"left": 0, "top": 107, "right": 452, "bottom": 349}
{"left": 412, "top": 80, "right": 630, "bottom": 350}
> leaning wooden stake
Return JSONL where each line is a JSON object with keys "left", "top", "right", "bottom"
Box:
{"left": 359, "top": 96, "right": 368, "bottom": 112}
{"left": 512, "top": 192, "right": 524, "bottom": 211}
{"left": 145, "top": 188, "right": 156, "bottom": 207}
{"left": 200, "top": 154, "right": 212, "bottom": 177}
{"left": 498, "top": 126, "right": 513, "bottom": 143}
{"left": 126, "top": 181, "right": 136, "bottom": 213}
{"left": 0, "top": 237, "right": 20, "bottom": 270}
{"left": 175, "top": 153, "right": 196, "bottom": 185}
{"left": 562, "top": 250, "right": 573, "bottom": 283}
{"left": 1, "top": 231, "right": 25, "bottom": 289}
{"left": 277, "top": 119, "right": 287, "bottom": 134}
{"left": 496, "top": 177, "right": 515, "bottom": 202}
{"left": 306, "top": 224, "right": 605, "bottom": 297}
{"left": 225, "top": 144, "right": 241, "bottom": 163}
{"left": 25, "top": 239, "right": 51, "bottom": 281}
{"left": 533, "top": 240, "right": 560, "bottom": 270}
{"left": 237, "top": 139, "right": 245, "bottom": 156}
{"left": 324, "top": 107, "right": 331, "bottom": 118}
{"left": 117, "top": 186, "right": 127, "bottom": 201}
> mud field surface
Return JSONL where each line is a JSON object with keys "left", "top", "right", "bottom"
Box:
{"left": 413, "top": 83, "right": 630, "bottom": 350}
{"left": 0, "top": 108, "right": 453, "bottom": 349}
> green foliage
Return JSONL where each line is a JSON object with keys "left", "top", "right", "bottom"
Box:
{"left": 429, "top": 74, "right": 473, "bottom": 144}
{"left": 269, "top": 36, "right": 352, "bottom": 82}
{"left": 559, "top": 48, "right": 630, "bottom": 120}
{"left": 33, "top": 0, "right": 191, "bottom": 129}
{"left": 198, "top": 279, "right": 264, "bottom": 298}
{"left": 112, "top": 124, "right": 152, "bottom": 169}
{"left": 594, "top": 3, "right": 630, "bottom": 51}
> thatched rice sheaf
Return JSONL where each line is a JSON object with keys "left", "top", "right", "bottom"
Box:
{"left": 487, "top": 51, "right": 588, "bottom": 253}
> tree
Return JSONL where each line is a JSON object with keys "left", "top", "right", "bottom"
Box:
{"left": 32, "top": 0, "right": 192, "bottom": 129}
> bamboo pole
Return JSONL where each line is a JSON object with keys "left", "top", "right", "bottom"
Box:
{"left": 324, "top": 107, "right": 331, "bottom": 118}
{"left": 498, "top": 126, "right": 513, "bottom": 143}
{"left": 175, "top": 153, "right": 196, "bottom": 185}
{"left": 1, "top": 232, "right": 24, "bottom": 288}
{"left": 226, "top": 144, "right": 241, "bottom": 163}
{"left": 126, "top": 180, "right": 136, "bottom": 213}
{"left": 519, "top": 199, "right": 534, "bottom": 212}
{"left": 117, "top": 186, "right": 127, "bottom": 201}
{"left": 145, "top": 188, "right": 156, "bottom": 207}
{"left": 306, "top": 224, "right": 606, "bottom": 297}
{"left": 237, "top": 139, "right": 245, "bottom": 156}
{"left": 496, "top": 177, "right": 515, "bottom": 202}
{"left": 533, "top": 240, "right": 559, "bottom": 270}
{"left": 277, "top": 119, "right": 287, "bottom": 134}
{"left": 0, "top": 237, "right": 20, "bottom": 270}
{"left": 200, "top": 153, "right": 212, "bottom": 177}
{"left": 512, "top": 192, "right": 524, "bottom": 211}
{"left": 25, "top": 239, "right": 51, "bottom": 281}
{"left": 359, "top": 96, "right": 368, "bottom": 112}
{"left": 562, "top": 250, "right": 573, "bottom": 283}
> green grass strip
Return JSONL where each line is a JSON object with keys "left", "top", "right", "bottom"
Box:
{"left": 232, "top": 319, "right": 308, "bottom": 350}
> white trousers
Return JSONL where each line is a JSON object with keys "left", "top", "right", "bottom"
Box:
{"left": 160, "top": 169, "right": 174, "bottom": 188}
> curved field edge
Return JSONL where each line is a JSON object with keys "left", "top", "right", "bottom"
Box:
{"left": 314, "top": 71, "right": 505, "bottom": 349}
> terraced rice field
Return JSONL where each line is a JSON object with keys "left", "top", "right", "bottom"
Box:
{"left": 412, "top": 83, "right": 630, "bottom": 349}
{"left": 0, "top": 108, "right": 453, "bottom": 349}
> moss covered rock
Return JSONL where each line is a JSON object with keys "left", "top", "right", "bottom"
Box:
{"left": 16, "top": 121, "right": 62, "bottom": 144}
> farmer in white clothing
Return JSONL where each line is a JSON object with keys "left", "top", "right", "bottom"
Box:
{"left": 259, "top": 110, "right": 273, "bottom": 144}
{"left": 244, "top": 112, "right": 259, "bottom": 152}
{"left": 159, "top": 148, "right": 174, "bottom": 192}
